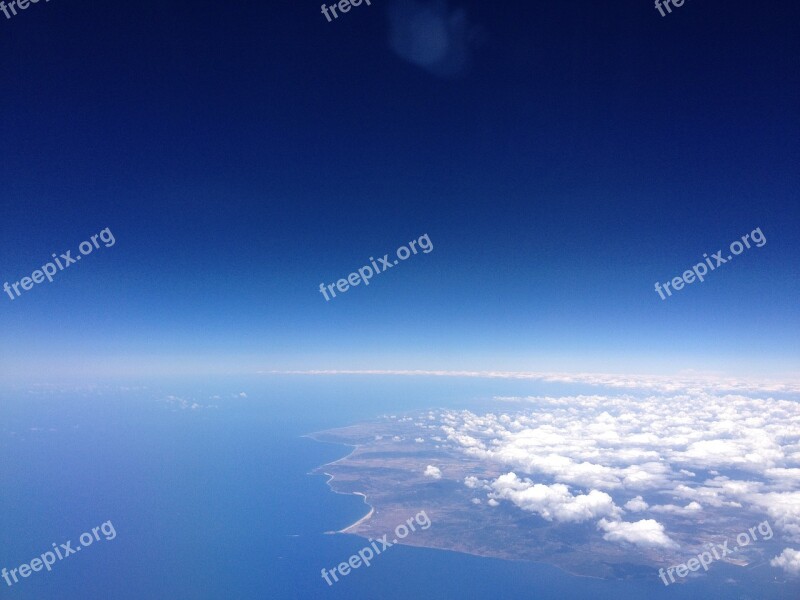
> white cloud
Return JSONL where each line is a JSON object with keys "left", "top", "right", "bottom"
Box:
{"left": 650, "top": 502, "right": 703, "bottom": 515}
{"left": 597, "top": 519, "right": 679, "bottom": 549}
{"left": 770, "top": 548, "right": 800, "bottom": 576}
{"left": 415, "top": 437, "right": 425, "bottom": 443}
{"left": 464, "top": 476, "right": 484, "bottom": 489}
{"left": 624, "top": 496, "right": 649, "bottom": 512}
{"left": 489, "top": 473, "right": 622, "bottom": 523}
{"left": 424, "top": 465, "right": 442, "bottom": 480}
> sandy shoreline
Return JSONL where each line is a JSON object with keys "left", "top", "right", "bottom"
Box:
{"left": 338, "top": 492, "right": 375, "bottom": 533}
{"left": 305, "top": 435, "right": 375, "bottom": 534}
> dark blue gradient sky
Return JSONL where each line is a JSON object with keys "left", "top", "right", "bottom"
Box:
{"left": 1, "top": 0, "right": 798, "bottom": 380}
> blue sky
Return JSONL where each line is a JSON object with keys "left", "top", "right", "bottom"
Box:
{"left": 0, "top": 0, "right": 798, "bottom": 381}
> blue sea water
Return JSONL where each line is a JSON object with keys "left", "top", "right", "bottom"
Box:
{"left": 0, "top": 375, "right": 797, "bottom": 599}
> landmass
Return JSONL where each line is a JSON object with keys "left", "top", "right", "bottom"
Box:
{"left": 308, "top": 408, "right": 788, "bottom": 582}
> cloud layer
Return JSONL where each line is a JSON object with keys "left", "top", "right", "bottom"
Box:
{"left": 271, "top": 369, "right": 800, "bottom": 395}
{"left": 412, "top": 390, "right": 800, "bottom": 560}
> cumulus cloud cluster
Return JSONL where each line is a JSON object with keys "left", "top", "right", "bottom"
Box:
{"left": 427, "top": 392, "right": 800, "bottom": 554}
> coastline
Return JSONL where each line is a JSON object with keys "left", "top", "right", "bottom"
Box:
{"left": 337, "top": 492, "right": 375, "bottom": 533}
{"left": 303, "top": 432, "right": 627, "bottom": 581}
{"left": 304, "top": 433, "right": 375, "bottom": 534}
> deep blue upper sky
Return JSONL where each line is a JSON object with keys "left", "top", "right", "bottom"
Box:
{"left": 1, "top": 0, "right": 798, "bottom": 380}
